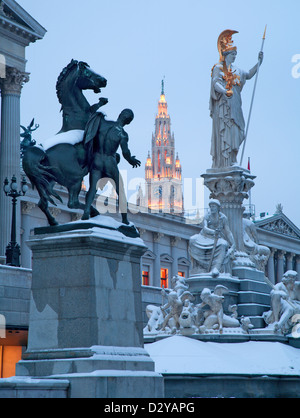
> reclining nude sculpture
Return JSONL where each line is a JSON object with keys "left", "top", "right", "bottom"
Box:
{"left": 263, "top": 271, "right": 300, "bottom": 335}
{"left": 189, "top": 199, "right": 235, "bottom": 277}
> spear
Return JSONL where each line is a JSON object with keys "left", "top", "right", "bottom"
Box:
{"left": 240, "top": 25, "right": 267, "bottom": 167}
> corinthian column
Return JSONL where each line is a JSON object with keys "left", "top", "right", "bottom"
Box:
{"left": 0, "top": 67, "right": 29, "bottom": 257}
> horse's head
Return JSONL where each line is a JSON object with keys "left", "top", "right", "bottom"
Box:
{"left": 76, "top": 61, "right": 107, "bottom": 94}
{"left": 56, "top": 60, "right": 108, "bottom": 132}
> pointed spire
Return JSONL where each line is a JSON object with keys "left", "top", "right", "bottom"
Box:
{"left": 158, "top": 79, "right": 167, "bottom": 113}
{"left": 161, "top": 78, "right": 165, "bottom": 95}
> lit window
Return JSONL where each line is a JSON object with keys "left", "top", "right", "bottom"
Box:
{"left": 161, "top": 268, "right": 168, "bottom": 289}
{"left": 142, "top": 269, "right": 150, "bottom": 286}
{"left": 0, "top": 346, "right": 22, "bottom": 378}
{"left": 178, "top": 271, "right": 185, "bottom": 278}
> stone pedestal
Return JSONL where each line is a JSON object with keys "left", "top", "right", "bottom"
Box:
{"left": 202, "top": 166, "right": 255, "bottom": 254}
{"left": 11, "top": 224, "right": 164, "bottom": 398}
{"left": 195, "top": 167, "right": 271, "bottom": 328}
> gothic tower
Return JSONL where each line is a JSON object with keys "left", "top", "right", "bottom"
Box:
{"left": 143, "top": 81, "right": 183, "bottom": 214}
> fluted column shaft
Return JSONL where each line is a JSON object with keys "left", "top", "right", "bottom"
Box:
{"left": 286, "top": 253, "right": 295, "bottom": 271}
{"left": 267, "top": 248, "right": 276, "bottom": 284}
{"left": 276, "top": 251, "right": 286, "bottom": 283}
{"left": 0, "top": 67, "right": 29, "bottom": 257}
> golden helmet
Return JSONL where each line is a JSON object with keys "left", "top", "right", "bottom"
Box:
{"left": 217, "top": 30, "right": 239, "bottom": 62}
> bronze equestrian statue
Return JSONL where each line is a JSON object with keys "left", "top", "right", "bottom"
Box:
{"left": 22, "top": 60, "right": 140, "bottom": 227}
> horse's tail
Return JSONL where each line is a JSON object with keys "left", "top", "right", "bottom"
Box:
{"left": 22, "top": 146, "right": 63, "bottom": 206}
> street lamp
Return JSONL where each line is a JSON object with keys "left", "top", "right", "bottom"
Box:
{"left": 3, "top": 175, "right": 28, "bottom": 267}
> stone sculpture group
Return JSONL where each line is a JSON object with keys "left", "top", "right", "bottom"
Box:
{"left": 144, "top": 270, "right": 300, "bottom": 337}
{"left": 189, "top": 199, "right": 270, "bottom": 278}
{"left": 144, "top": 275, "right": 254, "bottom": 336}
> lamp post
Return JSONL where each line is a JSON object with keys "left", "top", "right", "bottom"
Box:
{"left": 3, "top": 175, "right": 28, "bottom": 267}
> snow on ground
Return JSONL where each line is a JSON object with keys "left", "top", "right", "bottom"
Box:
{"left": 145, "top": 336, "right": 300, "bottom": 376}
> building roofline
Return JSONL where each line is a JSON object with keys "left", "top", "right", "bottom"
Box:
{"left": 3, "top": 0, "right": 47, "bottom": 39}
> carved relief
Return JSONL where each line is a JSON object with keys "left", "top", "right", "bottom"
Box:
{"left": 260, "top": 219, "right": 300, "bottom": 239}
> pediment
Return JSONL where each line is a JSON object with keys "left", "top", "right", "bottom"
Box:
{"left": 143, "top": 250, "right": 156, "bottom": 260}
{"left": 160, "top": 253, "right": 174, "bottom": 263}
{"left": 255, "top": 213, "right": 300, "bottom": 240}
{"left": 178, "top": 257, "right": 191, "bottom": 267}
{"left": 1, "top": 0, "right": 46, "bottom": 40}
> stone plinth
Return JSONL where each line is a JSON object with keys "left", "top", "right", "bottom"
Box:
{"left": 10, "top": 223, "right": 164, "bottom": 398}
{"left": 234, "top": 267, "right": 271, "bottom": 328}
{"left": 24, "top": 227, "right": 146, "bottom": 351}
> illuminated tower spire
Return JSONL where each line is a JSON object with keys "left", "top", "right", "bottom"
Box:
{"left": 143, "top": 81, "right": 183, "bottom": 214}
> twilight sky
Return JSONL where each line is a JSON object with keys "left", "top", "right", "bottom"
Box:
{"left": 17, "top": 0, "right": 300, "bottom": 227}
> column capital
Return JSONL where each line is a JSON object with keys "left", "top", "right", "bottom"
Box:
{"left": 286, "top": 252, "right": 295, "bottom": 261}
{"left": 137, "top": 228, "right": 147, "bottom": 237}
{"left": 153, "top": 232, "right": 164, "bottom": 243}
{"left": 277, "top": 250, "right": 286, "bottom": 259}
{"left": 0, "top": 67, "right": 29, "bottom": 95}
{"left": 170, "top": 236, "right": 181, "bottom": 247}
{"left": 21, "top": 201, "right": 36, "bottom": 215}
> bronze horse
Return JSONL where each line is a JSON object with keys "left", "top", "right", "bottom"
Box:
{"left": 22, "top": 60, "right": 108, "bottom": 226}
